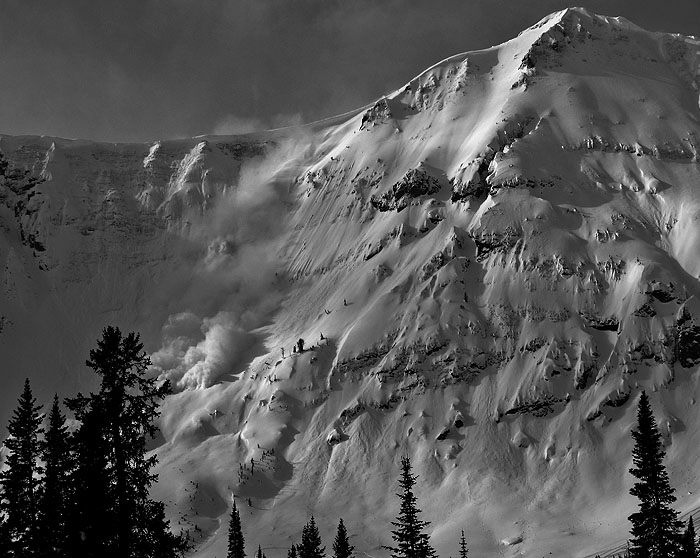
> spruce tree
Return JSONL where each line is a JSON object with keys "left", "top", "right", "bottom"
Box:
{"left": 0, "top": 378, "right": 44, "bottom": 557}
{"left": 299, "top": 516, "right": 325, "bottom": 558}
{"left": 332, "top": 518, "right": 354, "bottom": 558}
{"left": 227, "top": 500, "right": 245, "bottom": 558}
{"left": 66, "top": 401, "right": 114, "bottom": 557}
{"left": 256, "top": 544, "right": 266, "bottom": 558}
{"left": 37, "top": 395, "right": 74, "bottom": 557}
{"left": 288, "top": 544, "right": 298, "bottom": 558}
{"left": 628, "top": 391, "right": 682, "bottom": 557}
{"left": 459, "top": 529, "right": 468, "bottom": 558}
{"left": 384, "top": 456, "right": 437, "bottom": 558}
{"left": 66, "top": 326, "right": 186, "bottom": 558}
{"left": 681, "top": 517, "right": 698, "bottom": 558}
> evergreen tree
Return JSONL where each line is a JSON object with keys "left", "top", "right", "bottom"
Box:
{"left": 66, "top": 326, "right": 186, "bottom": 558}
{"left": 299, "top": 516, "right": 325, "bottom": 558}
{"left": 37, "top": 395, "right": 74, "bottom": 557}
{"left": 681, "top": 517, "right": 698, "bottom": 558}
{"left": 332, "top": 518, "right": 354, "bottom": 558}
{"left": 288, "top": 544, "right": 298, "bottom": 558}
{"left": 0, "top": 378, "right": 44, "bottom": 557}
{"left": 256, "top": 544, "right": 266, "bottom": 558}
{"left": 227, "top": 500, "right": 245, "bottom": 558}
{"left": 66, "top": 401, "right": 114, "bottom": 557}
{"left": 384, "top": 456, "right": 437, "bottom": 558}
{"left": 628, "top": 391, "right": 682, "bottom": 557}
{"left": 459, "top": 530, "right": 468, "bottom": 558}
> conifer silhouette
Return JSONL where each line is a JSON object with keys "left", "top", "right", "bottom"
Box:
{"left": 0, "top": 378, "right": 43, "bottom": 557}
{"left": 384, "top": 456, "right": 437, "bottom": 558}
{"left": 66, "top": 326, "right": 186, "bottom": 557}
{"left": 37, "top": 395, "right": 73, "bottom": 557}
{"left": 681, "top": 516, "right": 698, "bottom": 558}
{"left": 458, "top": 529, "right": 468, "bottom": 558}
{"left": 332, "top": 518, "right": 354, "bottom": 558}
{"left": 628, "top": 391, "right": 682, "bottom": 557}
{"left": 227, "top": 500, "right": 245, "bottom": 558}
{"left": 299, "top": 516, "right": 325, "bottom": 558}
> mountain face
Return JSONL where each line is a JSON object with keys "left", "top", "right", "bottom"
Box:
{"left": 2, "top": 7, "right": 700, "bottom": 557}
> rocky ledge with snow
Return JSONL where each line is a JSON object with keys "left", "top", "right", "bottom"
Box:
{"left": 1, "top": 7, "right": 700, "bottom": 558}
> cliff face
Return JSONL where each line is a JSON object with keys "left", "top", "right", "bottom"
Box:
{"left": 2, "top": 8, "right": 700, "bottom": 558}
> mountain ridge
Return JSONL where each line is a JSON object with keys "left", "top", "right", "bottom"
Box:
{"left": 2, "top": 8, "right": 700, "bottom": 558}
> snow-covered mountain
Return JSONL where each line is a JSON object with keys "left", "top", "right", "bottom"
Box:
{"left": 2, "top": 7, "right": 700, "bottom": 557}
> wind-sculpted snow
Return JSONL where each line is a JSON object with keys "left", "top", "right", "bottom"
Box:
{"left": 3, "top": 7, "right": 700, "bottom": 558}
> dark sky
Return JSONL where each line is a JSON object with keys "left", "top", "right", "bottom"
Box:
{"left": 1, "top": 1, "right": 698, "bottom": 143}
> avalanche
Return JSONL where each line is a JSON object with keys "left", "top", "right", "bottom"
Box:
{"left": 1, "top": 7, "right": 700, "bottom": 558}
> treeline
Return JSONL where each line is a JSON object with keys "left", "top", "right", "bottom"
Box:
{"left": 0, "top": 327, "right": 188, "bottom": 558}
{"left": 228, "top": 391, "right": 700, "bottom": 558}
{"left": 225, "top": 456, "right": 461, "bottom": 558}
{"left": 227, "top": 512, "right": 354, "bottom": 558}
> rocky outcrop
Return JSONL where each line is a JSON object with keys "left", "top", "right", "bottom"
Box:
{"left": 0, "top": 149, "right": 47, "bottom": 255}
{"left": 370, "top": 168, "right": 442, "bottom": 212}
{"left": 360, "top": 98, "right": 392, "bottom": 129}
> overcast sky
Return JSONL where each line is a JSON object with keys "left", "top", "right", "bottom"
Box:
{"left": 1, "top": 1, "right": 698, "bottom": 143}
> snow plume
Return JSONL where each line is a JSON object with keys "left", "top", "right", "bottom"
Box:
{"left": 150, "top": 240, "right": 284, "bottom": 389}
{"left": 212, "top": 115, "right": 266, "bottom": 136}
{"left": 150, "top": 136, "right": 310, "bottom": 389}
{"left": 150, "top": 311, "right": 252, "bottom": 389}
{"left": 212, "top": 112, "right": 304, "bottom": 135}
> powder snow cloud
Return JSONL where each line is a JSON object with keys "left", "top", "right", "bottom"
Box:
{"left": 149, "top": 133, "right": 311, "bottom": 390}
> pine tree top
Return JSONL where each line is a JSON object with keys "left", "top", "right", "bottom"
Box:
{"left": 44, "top": 394, "right": 69, "bottom": 442}
{"left": 333, "top": 518, "right": 354, "bottom": 558}
{"left": 41, "top": 393, "right": 71, "bottom": 472}
{"left": 299, "top": 516, "right": 325, "bottom": 558}
{"left": 385, "top": 457, "right": 437, "bottom": 558}
{"left": 227, "top": 499, "right": 245, "bottom": 558}
{"left": 629, "top": 392, "right": 676, "bottom": 507}
{"left": 3, "top": 377, "right": 44, "bottom": 467}
{"left": 0, "top": 378, "right": 45, "bottom": 556}
{"left": 459, "top": 530, "right": 468, "bottom": 558}
{"left": 628, "top": 391, "right": 682, "bottom": 557}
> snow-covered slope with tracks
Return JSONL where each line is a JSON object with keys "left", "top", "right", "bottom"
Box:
{"left": 2, "top": 7, "right": 700, "bottom": 558}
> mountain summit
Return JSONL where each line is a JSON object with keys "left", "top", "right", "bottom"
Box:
{"left": 1, "top": 8, "right": 700, "bottom": 558}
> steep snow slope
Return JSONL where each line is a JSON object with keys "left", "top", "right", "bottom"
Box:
{"left": 2, "top": 7, "right": 700, "bottom": 558}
